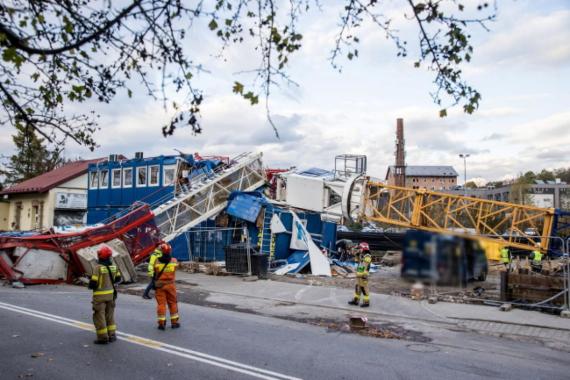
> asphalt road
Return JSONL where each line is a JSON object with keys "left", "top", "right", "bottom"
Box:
{"left": 0, "top": 285, "right": 568, "bottom": 380}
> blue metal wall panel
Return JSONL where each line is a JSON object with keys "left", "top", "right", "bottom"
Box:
{"left": 226, "top": 194, "right": 263, "bottom": 222}
{"left": 171, "top": 233, "right": 189, "bottom": 261}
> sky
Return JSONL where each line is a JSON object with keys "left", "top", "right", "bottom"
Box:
{"left": 3, "top": 0, "right": 570, "bottom": 185}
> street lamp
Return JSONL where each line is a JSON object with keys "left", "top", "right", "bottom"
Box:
{"left": 459, "top": 153, "right": 470, "bottom": 190}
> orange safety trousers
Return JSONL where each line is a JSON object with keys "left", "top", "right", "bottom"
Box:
{"left": 155, "top": 283, "right": 179, "bottom": 326}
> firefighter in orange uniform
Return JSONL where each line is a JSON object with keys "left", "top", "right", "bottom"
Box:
{"left": 153, "top": 243, "right": 180, "bottom": 330}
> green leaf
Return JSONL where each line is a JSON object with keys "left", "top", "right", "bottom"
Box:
{"left": 439, "top": 109, "right": 448, "bottom": 118}
{"left": 232, "top": 81, "right": 244, "bottom": 94}
{"left": 208, "top": 19, "right": 218, "bottom": 31}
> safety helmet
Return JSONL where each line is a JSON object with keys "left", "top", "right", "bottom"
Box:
{"left": 160, "top": 242, "right": 172, "bottom": 255}
{"left": 97, "top": 246, "right": 112, "bottom": 260}
{"left": 359, "top": 242, "right": 370, "bottom": 251}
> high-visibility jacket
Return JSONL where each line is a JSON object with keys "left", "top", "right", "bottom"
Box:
{"left": 500, "top": 248, "right": 510, "bottom": 264}
{"left": 89, "top": 263, "right": 121, "bottom": 301}
{"left": 532, "top": 250, "right": 543, "bottom": 264}
{"left": 154, "top": 258, "right": 179, "bottom": 285}
{"left": 356, "top": 254, "right": 372, "bottom": 279}
{"left": 148, "top": 248, "right": 163, "bottom": 277}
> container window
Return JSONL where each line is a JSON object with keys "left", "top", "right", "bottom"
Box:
{"left": 112, "top": 169, "right": 121, "bottom": 188}
{"left": 137, "top": 166, "right": 147, "bottom": 187}
{"left": 163, "top": 165, "right": 176, "bottom": 186}
{"left": 100, "top": 169, "right": 109, "bottom": 187}
{"left": 123, "top": 168, "right": 133, "bottom": 187}
{"left": 89, "top": 171, "right": 98, "bottom": 188}
{"left": 149, "top": 165, "right": 159, "bottom": 186}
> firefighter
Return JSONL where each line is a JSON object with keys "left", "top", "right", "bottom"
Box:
{"left": 88, "top": 245, "right": 121, "bottom": 344}
{"left": 153, "top": 243, "right": 180, "bottom": 330}
{"left": 142, "top": 242, "right": 168, "bottom": 299}
{"left": 500, "top": 246, "right": 511, "bottom": 272}
{"left": 531, "top": 243, "right": 543, "bottom": 273}
{"left": 348, "top": 242, "right": 372, "bottom": 307}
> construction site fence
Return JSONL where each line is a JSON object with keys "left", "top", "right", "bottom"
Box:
{"left": 183, "top": 227, "right": 269, "bottom": 277}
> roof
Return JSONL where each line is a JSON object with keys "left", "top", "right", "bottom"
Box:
{"left": 1, "top": 158, "right": 104, "bottom": 195}
{"left": 387, "top": 165, "right": 459, "bottom": 179}
{"left": 297, "top": 167, "right": 333, "bottom": 178}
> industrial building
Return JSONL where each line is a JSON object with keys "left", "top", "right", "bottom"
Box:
{"left": 385, "top": 165, "right": 459, "bottom": 190}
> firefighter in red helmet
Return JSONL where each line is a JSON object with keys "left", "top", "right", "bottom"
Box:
{"left": 152, "top": 242, "right": 180, "bottom": 330}
{"left": 348, "top": 242, "right": 372, "bottom": 307}
{"left": 88, "top": 245, "right": 121, "bottom": 344}
{"left": 143, "top": 242, "right": 171, "bottom": 299}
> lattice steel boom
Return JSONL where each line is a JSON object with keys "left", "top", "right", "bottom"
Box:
{"left": 361, "top": 182, "right": 555, "bottom": 252}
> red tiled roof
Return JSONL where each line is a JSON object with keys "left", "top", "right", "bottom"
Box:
{"left": 1, "top": 158, "right": 105, "bottom": 195}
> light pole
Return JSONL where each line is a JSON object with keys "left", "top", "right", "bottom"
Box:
{"left": 459, "top": 153, "right": 470, "bottom": 191}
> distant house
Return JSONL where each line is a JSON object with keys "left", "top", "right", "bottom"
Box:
{"left": 0, "top": 158, "right": 103, "bottom": 231}
{"left": 386, "top": 165, "right": 459, "bottom": 190}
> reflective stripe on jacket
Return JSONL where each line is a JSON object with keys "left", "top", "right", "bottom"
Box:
{"left": 91, "top": 264, "right": 120, "bottom": 297}
{"left": 154, "top": 258, "right": 179, "bottom": 283}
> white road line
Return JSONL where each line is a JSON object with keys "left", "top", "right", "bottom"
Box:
{"left": 0, "top": 301, "right": 302, "bottom": 380}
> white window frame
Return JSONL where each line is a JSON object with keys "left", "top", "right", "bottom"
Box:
{"left": 100, "top": 169, "right": 109, "bottom": 188}
{"left": 89, "top": 171, "right": 98, "bottom": 189}
{"left": 136, "top": 166, "right": 147, "bottom": 187}
{"left": 111, "top": 168, "right": 122, "bottom": 188}
{"left": 123, "top": 167, "right": 133, "bottom": 187}
{"left": 163, "top": 165, "right": 176, "bottom": 186}
{"left": 149, "top": 165, "right": 160, "bottom": 187}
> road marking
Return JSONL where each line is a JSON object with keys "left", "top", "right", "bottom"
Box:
{"left": 0, "top": 301, "right": 302, "bottom": 380}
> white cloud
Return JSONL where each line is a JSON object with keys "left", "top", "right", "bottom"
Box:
{"left": 477, "top": 9, "right": 570, "bottom": 68}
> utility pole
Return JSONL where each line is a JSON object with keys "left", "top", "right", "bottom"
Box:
{"left": 459, "top": 153, "right": 470, "bottom": 193}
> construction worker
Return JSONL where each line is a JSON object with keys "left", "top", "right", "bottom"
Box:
{"left": 88, "top": 246, "right": 121, "bottom": 344}
{"left": 153, "top": 243, "right": 180, "bottom": 329}
{"left": 531, "top": 243, "right": 543, "bottom": 273}
{"left": 348, "top": 242, "right": 372, "bottom": 307}
{"left": 142, "top": 242, "right": 168, "bottom": 299}
{"left": 500, "top": 246, "right": 511, "bottom": 272}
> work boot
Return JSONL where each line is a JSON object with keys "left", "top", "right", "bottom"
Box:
{"left": 108, "top": 335, "right": 117, "bottom": 343}
{"left": 360, "top": 302, "right": 370, "bottom": 308}
{"left": 348, "top": 300, "right": 359, "bottom": 306}
{"left": 93, "top": 339, "right": 108, "bottom": 345}
{"left": 142, "top": 294, "right": 152, "bottom": 300}
{"left": 158, "top": 324, "right": 166, "bottom": 331}
{"left": 171, "top": 322, "right": 180, "bottom": 329}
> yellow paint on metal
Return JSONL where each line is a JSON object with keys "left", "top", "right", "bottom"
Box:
{"left": 362, "top": 182, "right": 555, "bottom": 252}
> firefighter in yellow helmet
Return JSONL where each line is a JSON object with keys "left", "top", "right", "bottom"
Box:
{"left": 348, "top": 242, "right": 372, "bottom": 307}
{"left": 88, "top": 245, "right": 121, "bottom": 344}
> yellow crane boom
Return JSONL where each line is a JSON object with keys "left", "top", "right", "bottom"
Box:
{"left": 361, "top": 182, "right": 555, "bottom": 252}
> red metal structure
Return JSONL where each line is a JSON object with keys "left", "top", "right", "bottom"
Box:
{"left": 0, "top": 203, "right": 160, "bottom": 284}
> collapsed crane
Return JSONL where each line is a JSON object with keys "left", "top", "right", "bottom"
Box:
{"left": 349, "top": 181, "right": 556, "bottom": 253}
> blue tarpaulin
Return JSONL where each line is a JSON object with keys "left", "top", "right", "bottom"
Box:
{"left": 226, "top": 191, "right": 266, "bottom": 223}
